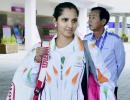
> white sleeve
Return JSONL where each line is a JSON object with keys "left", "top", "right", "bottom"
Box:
{"left": 22, "top": 43, "right": 41, "bottom": 87}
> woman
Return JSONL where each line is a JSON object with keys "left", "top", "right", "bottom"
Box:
{"left": 28, "top": 3, "right": 112, "bottom": 100}
{"left": 7, "top": 2, "right": 112, "bottom": 100}
{"left": 24, "top": 2, "right": 86, "bottom": 100}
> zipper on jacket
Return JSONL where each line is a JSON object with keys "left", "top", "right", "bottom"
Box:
{"left": 60, "top": 65, "right": 63, "bottom": 80}
{"left": 60, "top": 56, "right": 65, "bottom": 80}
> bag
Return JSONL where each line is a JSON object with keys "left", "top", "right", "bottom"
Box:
{"left": 84, "top": 40, "right": 102, "bottom": 100}
{"left": 6, "top": 41, "right": 50, "bottom": 100}
{"left": 88, "top": 74, "right": 115, "bottom": 100}
{"left": 88, "top": 74, "right": 100, "bottom": 100}
{"left": 87, "top": 40, "right": 115, "bottom": 100}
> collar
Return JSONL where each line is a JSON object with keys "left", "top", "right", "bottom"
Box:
{"left": 91, "top": 29, "right": 107, "bottom": 41}
{"left": 50, "top": 34, "right": 83, "bottom": 52}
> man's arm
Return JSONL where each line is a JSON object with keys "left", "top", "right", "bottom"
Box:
{"left": 114, "top": 38, "right": 125, "bottom": 79}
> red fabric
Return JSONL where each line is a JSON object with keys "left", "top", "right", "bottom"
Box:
{"left": 33, "top": 95, "right": 38, "bottom": 100}
{"left": 88, "top": 74, "right": 100, "bottom": 100}
{"left": 33, "top": 46, "right": 50, "bottom": 100}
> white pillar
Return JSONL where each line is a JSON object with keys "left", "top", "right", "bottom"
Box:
{"left": 115, "top": 15, "right": 119, "bottom": 34}
{"left": 122, "top": 15, "right": 127, "bottom": 34}
{"left": 76, "top": 7, "right": 88, "bottom": 40}
{"left": 25, "top": 0, "right": 40, "bottom": 50}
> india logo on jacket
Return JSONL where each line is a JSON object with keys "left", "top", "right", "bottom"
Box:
{"left": 7, "top": 82, "right": 15, "bottom": 100}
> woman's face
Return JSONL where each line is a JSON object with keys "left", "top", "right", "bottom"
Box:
{"left": 55, "top": 8, "right": 78, "bottom": 38}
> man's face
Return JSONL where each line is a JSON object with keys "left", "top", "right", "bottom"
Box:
{"left": 88, "top": 10, "right": 104, "bottom": 32}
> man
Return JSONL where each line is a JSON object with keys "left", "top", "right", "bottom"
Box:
{"left": 84, "top": 6, "right": 125, "bottom": 99}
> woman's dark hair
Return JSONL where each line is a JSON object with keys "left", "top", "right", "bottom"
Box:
{"left": 53, "top": 2, "right": 79, "bottom": 21}
{"left": 91, "top": 6, "right": 110, "bottom": 25}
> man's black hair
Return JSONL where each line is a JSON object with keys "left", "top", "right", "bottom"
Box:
{"left": 91, "top": 6, "right": 110, "bottom": 25}
{"left": 53, "top": 2, "right": 79, "bottom": 21}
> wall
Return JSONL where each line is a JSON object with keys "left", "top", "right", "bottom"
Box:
{"left": 36, "top": 1, "right": 57, "bottom": 16}
{"left": 0, "top": 0, "right": 57, "bottom": 16}
{"left": 0, "top": 1, "right": 12, "bottom": 11}
{"left": 0, "top": 0, "right": 24, "bottom": 12}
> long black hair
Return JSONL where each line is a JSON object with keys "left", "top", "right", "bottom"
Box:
{"left": 53, "top": 2, "right": 79, "bottom": 21}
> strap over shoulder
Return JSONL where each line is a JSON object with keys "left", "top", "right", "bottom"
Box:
{"left": 33, "top": 39, "right": 51, "bottom": 100}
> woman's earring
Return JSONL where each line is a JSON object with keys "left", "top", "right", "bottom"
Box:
{"left": 54, "top": 24, "right": 57, "bottom": 28}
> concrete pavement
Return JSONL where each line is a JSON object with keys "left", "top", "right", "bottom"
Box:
{"left": 0, "top": 51, "right": 27, "bottom": 100}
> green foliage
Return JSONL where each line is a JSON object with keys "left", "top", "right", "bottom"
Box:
{"left": 10, "top": 35, "right": 17, "bottom": 44}
{"left": 121, "top": 33, "right": 128, "bottom": 42}
{"left": 1, "top": 35, "right": 17, "bottom": 44}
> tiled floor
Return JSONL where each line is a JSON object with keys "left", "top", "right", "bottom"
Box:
{"left": 0, "top": 43, "right": 130, "bottom": 100}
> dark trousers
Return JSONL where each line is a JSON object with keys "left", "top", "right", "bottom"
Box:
{"left": 114, "top": 87, "right": 118, "bottom": 99}
{"left": 81, "top": 67, "right": 87, "bottom": 100}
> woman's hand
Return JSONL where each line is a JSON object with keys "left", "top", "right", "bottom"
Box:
{"left": 35, "top": 47, "right": 44, "bottom": 63}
